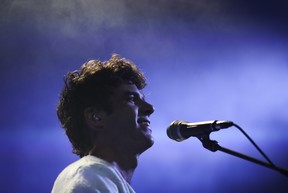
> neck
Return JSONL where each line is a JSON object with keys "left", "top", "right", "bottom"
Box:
{"left": 112, "top": 159, "right": 137, "bottom": 183}
{"left": 89, "top": 146, "right": 139, "bottom": 184}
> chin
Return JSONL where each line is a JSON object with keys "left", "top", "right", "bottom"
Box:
{"left": 137, "top": 137, "right": 154, "bottom": 154}
{"left": 132, "top": 129, "right": 154, "bottom": 154}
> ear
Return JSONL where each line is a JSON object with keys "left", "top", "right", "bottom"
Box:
{"left": 84, "top": 107, "right": 106, "bottom": 130}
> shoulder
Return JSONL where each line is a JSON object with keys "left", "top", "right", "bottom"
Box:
{"left": 52, "top": 156, "right": 122, "bottom": 193}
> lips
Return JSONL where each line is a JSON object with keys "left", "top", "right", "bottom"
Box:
{"left": 137, "top": 117, "right": 150, "bottom": 127}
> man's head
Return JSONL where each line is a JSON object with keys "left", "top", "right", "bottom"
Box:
{"left": 57, "top": 54, "right": 154, "bottom": 158}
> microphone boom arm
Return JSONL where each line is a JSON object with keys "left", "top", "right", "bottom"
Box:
{"left": 198, "top": 136, "right": 288, "bottom": 177}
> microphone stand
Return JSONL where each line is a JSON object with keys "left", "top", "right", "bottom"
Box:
{"left": 197, "top": 135, "right": 288, "bottom": 177}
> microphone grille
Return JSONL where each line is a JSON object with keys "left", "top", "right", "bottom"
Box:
{"left": 166, "top": 120, "right": 185, "bottom": 142}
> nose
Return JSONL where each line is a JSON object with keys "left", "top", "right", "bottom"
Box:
{"left": 140, "top": 100, "right": 155, "bottom": 116}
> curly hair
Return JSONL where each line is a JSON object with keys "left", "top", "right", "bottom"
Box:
{"left": 57, "top": 54, "right": 146, "bottom": 157}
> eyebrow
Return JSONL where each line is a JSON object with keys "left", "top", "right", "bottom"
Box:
{"left": 125, "top": 91, "right": 145, "bottom": 100}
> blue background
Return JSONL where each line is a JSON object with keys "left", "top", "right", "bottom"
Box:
{"left": 1, "top": 0, "right": 288, "bottom": 192}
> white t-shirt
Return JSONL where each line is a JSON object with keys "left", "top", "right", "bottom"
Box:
{"left": 51, "top": 155, "right": 136, "bottom": 193}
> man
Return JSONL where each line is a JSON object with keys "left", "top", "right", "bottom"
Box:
{"left": 52, "top": 54, "right": 155, "bottom": 193}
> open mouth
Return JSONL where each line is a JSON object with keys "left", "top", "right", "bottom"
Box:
{"left": 137, "top": 117, "right": 150, "bottom": 126}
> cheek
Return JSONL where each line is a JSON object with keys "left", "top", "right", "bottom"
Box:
{"left": 109, "top": 107, "right": 138, "bottom": 129}
{"left": 121, "top": 105, "right": 138, "bottom": 120}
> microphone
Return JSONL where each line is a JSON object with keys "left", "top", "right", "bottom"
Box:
{"left": 167, "top": 120, "right": 234, "bottom": 142}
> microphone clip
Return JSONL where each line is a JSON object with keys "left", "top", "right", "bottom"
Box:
{"left": 197, "top": 135, "right": 219, "bottom": 152}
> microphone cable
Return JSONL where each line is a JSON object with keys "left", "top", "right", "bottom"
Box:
{"left": 232, "top": 123, "right": 275, "bottom": 167}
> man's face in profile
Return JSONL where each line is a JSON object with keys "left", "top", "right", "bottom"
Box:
{"left": 102, "top": 83, "right": 154, "bottom": 154}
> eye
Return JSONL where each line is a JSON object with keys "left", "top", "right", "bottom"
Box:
{"left": 127, "top": 94, "right": 136, "bottom": 102}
